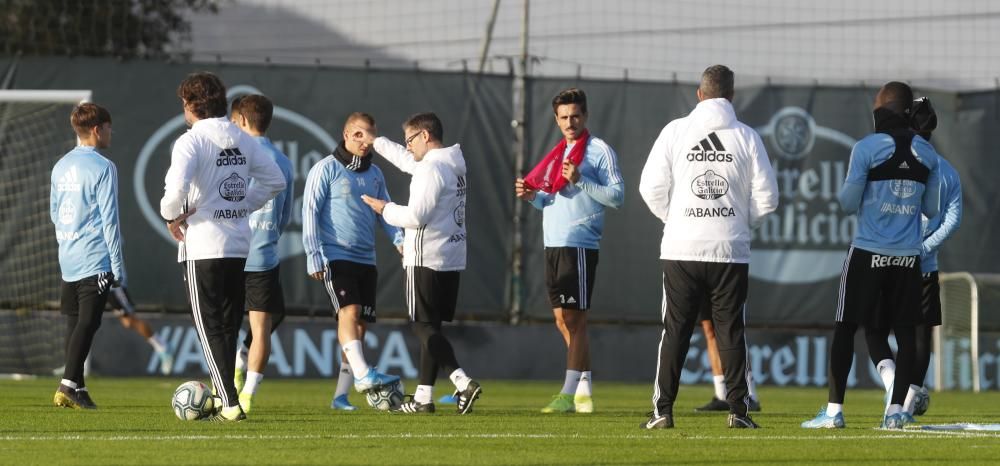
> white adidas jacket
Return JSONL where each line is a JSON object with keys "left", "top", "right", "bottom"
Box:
{"left": 160, "top": 117, "right": 286, "bottom": 261}
{"left": 639, "top": 98, "right": 779, "bottom": 263}
{"left": 374, "top": 137, "right": 467, "bottom": 271}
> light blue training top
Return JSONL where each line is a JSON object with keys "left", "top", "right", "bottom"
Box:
{"left": 245, "top": 137, "right": 295, "bottom": 272}
{"left": 838, "top": 133, "right": 940, "bottom": 257}
{"left": 529, "top": 135, "right": 624, "bottom": 249}
{"left": 920, "top": 156, "right": 962, "bottom": 272}
{"left": 302, "top": 155, "right": 403, "bottom": 273}
{"left": 50, "top": 146, "right": 126, "bottom": 286}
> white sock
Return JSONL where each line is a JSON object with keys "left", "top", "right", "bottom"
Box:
{"left": 713, "top": 375, "right": 726, "bottom": 400}
{"left": 876, "top": 359, "right": 896, "bottom": 392}
{"left": 148, "top": 335, "right": 167, "bottom": 354}
{"left": 415, "top": 384, "right": 433, "bottom": 404}
{"left": 902, "top": 384, "right": 920, "bottom": 414}
{"left": 334, "top": 362, "right": 353, "bottom": 398}
{"left": 243, "top": 371, "right": 263, "bottom": 395}
{"left": 561, "top": 370, "right": 582, "bottom": 395}
{"left": 449, "top": 368, "right": 471, "bottom": 391}
{"left": 60, "top": 379, "right": 78, "bottom": 389}
{"left": 576, "top": 371, "right": 592, "bottom": 397}
{"left": 826, "top": 402, "right": 842, "bottom": 416}
{"left": 748, "top": 375, "right": 759, "bottom": 401}
{"left": 886, "top": 403, "right": 903, "bottom": 416}
{"left": 343, "top": 340, "right": 370, "bottom": 378}
{"left": 235, "top": 344, "right": 249, "bottom": 372}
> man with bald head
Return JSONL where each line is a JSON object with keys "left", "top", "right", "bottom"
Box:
{"left": 302, "top": 112, "right": 405, "bottom": 410}
{"left": 803, "top": 81, "right": 941, "bottom": 430}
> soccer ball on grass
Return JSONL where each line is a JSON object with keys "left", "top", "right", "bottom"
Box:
{"left": 365, "top": 380, "right": 405, "bottom": 411}
{"left": 172, "top": 380, "right": 214, "bottom": 420}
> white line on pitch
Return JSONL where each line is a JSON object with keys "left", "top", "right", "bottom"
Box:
{"left": 1, "top": 432, "right": 998, "bottom": 441}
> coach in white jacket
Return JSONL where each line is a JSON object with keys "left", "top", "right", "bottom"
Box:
{"left": 361, "top": 112, "right": 482, "bottom": 415}
{"left": 638, "top": 65, "right": 778, "bottom": 430}
{"left": 160, "top": 72, "right": 285, "bottom": 422}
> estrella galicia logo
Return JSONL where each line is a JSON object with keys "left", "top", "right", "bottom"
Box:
{"left": 691, "top": 170, "right": 729, "bottom": 200}
{"left": 890, "top": 179, "right": 917, "bottom": 199}
{"left": 751, "top": 106, "right": 858, "bottom": 284}
{"left": 58, "top": 200, "right": 76, "bottom": 225}
{"left": 219, "top": 173, "right": 247, "bottom": 202}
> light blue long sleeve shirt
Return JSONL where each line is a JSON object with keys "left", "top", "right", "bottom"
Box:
{"left": 529, "top": 136, "right": 624, "bottom": 249}
{"left": 245, "top": 137, "right": 295, "bottom": 272}
{"left": 921, "top": 156, "right": 962, "bottom": 272}
{"left": 838, "top": 133, "right": 940, "bottom": 256}
{"left": 302, "top": 156, "right": 404, "bottom": 273}
{"left": 50, "top": 146, "right": 126, "bottom": 286}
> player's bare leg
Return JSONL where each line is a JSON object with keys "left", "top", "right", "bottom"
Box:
{"left": 543, "top": 308, "right": 592, "bottom": 413}
{"left": 118, "top": 314, "right": 171, "bottom": 375}
{"left": 698, "top": 319, "right": 760, "bottom": 412}
{"left": 247, "top": 311, "right": 271, "bottom": 373}
{"left": 238, "top": 310, "right": 271, "bottom": 413}
{"left": 695, "top": 320, "right": 728, "bottom": 411}
{"left": 553, "top": 308, "right": 571, "bottom": 347}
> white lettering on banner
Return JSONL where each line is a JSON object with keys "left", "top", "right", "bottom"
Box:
{"left": 770, "top": 347, "right": 795, "bottom": 386}
{"left": 174, "top": 327, "right": 209, "bottom": 373}
{"left": 811, "top": 336, "right": 828, "bottom": 386}
{"left": 146, "top": 324, "right": 992, "bottom": 390}
{"left": 751, "top": 107, "right": 860, "bottom": 285}
{"left": 755, "top": 159, "right": 852, "bottom": 245}
{"left": 294, "top": 328, "right": 335, "bottom": 377}
{"left": 268, "top": 331, "right": 292, "bottom": 375}
{"left": 149, "top": 325, "right": 417, "bottom": 379}
{"left": 376, "top": 332, "right": 419, "bottom": 377}
{"left": 683, "top": 333, "right": 857, "bottom": 388}
{"left": 681, "top": 333, "right": 993, "bottom": 390}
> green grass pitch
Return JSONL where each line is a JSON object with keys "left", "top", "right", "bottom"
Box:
{"left": 2, "top": 378, "right": 999, "bottom": 465}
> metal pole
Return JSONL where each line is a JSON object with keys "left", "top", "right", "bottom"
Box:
{"left": 477, "top": 0, "right": 502, "bottom": 74}
{"left": 509, "top": 0, "right": 529, "bottom": 325}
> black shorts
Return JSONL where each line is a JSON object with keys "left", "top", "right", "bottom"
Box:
{"left": 662, "top": 260, "right": 748, "bottom": 329}
{"left": 325, "top": 260, "right": 377, "bottom": 322}
{"left": 245, "top": 265, "right": 285, "bottom": 315}
{"left": 406, "top": 266, "right": 460, "bottom": 323}
{"left": 835, "top": 247, "right": 922, "bottom": 327}
{"left": 697, "top": 297, "right": 712, "bottom": 322}
{"left": 544, "top": 247, "right": 598, "bottom": 310}
{"left": 61, "top": 272, "right": 113, "bottom": 316}
{"left": 922, "top": 271, "right": 942, "bottom": 327}
{"left": 108, "top": 286, "right": 136, "bottom": 317}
